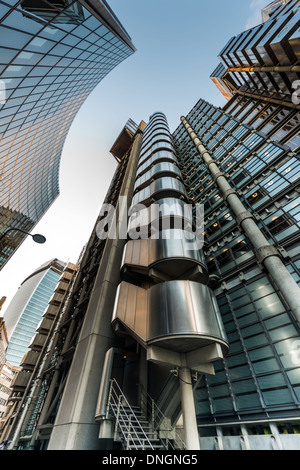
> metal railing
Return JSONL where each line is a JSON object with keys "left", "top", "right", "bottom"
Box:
{"left": 106, "top": 379, "right": 186, "bottom": 450}
{"left": 106, "top": 379, "right": 156, "bottom": 450}
{"left": 140, "top": 388, "right": 186, "bottom": 450}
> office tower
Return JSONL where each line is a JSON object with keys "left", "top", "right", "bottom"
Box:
{"left": 173, "top": 95, "right": 300, "bottom": 449}
{"left": 210, "top": 0, "right": 300, "bottom": 153}
{"left": 262, "top": 1, "right": 290, "bottom": 22}
{"left": 0, "top": 0, "right": 135, "bottom": 269}
{"left": 4, "top": 259, "right": 66, "bottom": 366}
{"left": 2, "top": 115, "right": 229, "bottom": 451}
{"left": 4, "top": 0, "right": 300, "bottom": 452}
{"left": 0, "top": 261, "right": 77, "bottom": 445}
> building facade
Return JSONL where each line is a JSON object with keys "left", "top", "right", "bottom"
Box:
{"left": 4, "top": 258, "right": 65, "bottom": 366}
{"left": 210, "top": 0, "right": 300, "bottom": 152}
{"left": 173, "top": 96, "right": 300, "bottom": 450}
{"left": 0, "top": 299, "right": 8, "bottom": 368}
{"left": 3, "top": 0, "right": 300, "bottom": 451}
{"left": 0, "top": 0, "right": 135, "bottom": 269}
{"left": 0, "top": 261, "right": 77, "bottom": 446}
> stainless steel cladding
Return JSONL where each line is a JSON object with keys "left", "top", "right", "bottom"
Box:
{"left": 112, "top": 111, "right": 229, "bottom": 366}
{"left": 121, "top": 230, "right": 208, "bottom": 283}
{"left": 112, "top": 280, "right": 229, "bottom": 358}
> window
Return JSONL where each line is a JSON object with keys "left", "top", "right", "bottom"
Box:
{"left": 266, "top": 213, "right": 293, "bottom": 235}
{"left": 246, "top": 188, "right": 267, "bottom": 206}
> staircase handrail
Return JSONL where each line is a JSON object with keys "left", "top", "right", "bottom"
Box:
{"left": 140, "top": 387, "right": 186, "bottom": 450}
{"left": 107, "top": 379, "right": 155, "bottom": 450}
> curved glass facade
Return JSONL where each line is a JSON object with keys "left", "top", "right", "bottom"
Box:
{"left": 4, "top": 258, "right": 65, "bottom": 366}
{"left": 0, "top": 0, "right": 135, "bottom": 268}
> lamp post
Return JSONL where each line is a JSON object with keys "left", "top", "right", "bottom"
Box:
{"left": 0, "top": 227, "right": 46, "bottom": 245}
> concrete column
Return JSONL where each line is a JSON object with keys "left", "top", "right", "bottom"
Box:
{"left": 269, "top": 422, "right": 283, "bottom": 450}
{"left": 178, "top": 368, "right": 200, "bottom": 450}
{"left": 181, "top": 116, "right": 300, "bottom": 325}
{"left": 47, "top": 127, "right": 144, "bottom": 450}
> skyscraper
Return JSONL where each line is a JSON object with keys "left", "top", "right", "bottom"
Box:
{"left": 0, "top": 0, "right": 135, "bottom": 269}
{"left": 210, "top": 0, "right": 300, "bottom": 152}
{"left": 4, "top": 258, "right": 65, "bottom": 366}
{"left": 3, "top": 0, "right": 300, "bottom": 451}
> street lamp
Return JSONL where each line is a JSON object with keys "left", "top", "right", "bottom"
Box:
{"left": 0, "top": 228, "right": 46, "bottom": 244}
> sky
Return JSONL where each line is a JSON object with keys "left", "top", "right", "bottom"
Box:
{"left": 0, "top": 0, "right": 270, "bottom": 315}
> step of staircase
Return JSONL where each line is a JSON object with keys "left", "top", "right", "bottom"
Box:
{"left": 109, "top": 404, "right": 166, "bottom": 450}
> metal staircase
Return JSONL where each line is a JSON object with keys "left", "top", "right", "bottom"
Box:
{"left": 107, "top": 379, "right": 186, "bottom": 450}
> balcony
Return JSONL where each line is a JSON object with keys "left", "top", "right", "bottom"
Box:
{"left": 49, "top": 292, "right": 65, "bottom": 306}
{"left": 36, "top": 317, "right": 53, "bottom": 334}
{"left": 44, "top": 305, "right": 59, "bottom": 319}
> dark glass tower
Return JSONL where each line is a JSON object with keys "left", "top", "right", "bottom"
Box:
{"left": 173, "top": 95, "right": 300, "bottom": 449}
{"left": 0, "top": 0, "right": 135, "bottom": 269}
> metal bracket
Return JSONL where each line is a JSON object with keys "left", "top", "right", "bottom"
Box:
{"left": 236, "top": 211, "right": 254, "bottom": 226}
{"left": 255, "top": 245, "right": 280, "bottom": 269}
{"left": 213, "top": 171, "right": 225, "bottom": 182}
{"left": 223, "top": 189, "right": 237, "bottom": 201}
{"left": 205, "top": 158, "right": 215, "bottom": 167}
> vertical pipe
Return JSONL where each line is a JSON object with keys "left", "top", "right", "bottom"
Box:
{"left": 181, "top": 116, "right": 300, "bottom": 325}
{"left": 178, "top": 368, "right": 200, "bottom": 450}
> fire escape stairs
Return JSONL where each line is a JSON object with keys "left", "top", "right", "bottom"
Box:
{"left": 106, "top": 379, "right": 186, "bottom": 451}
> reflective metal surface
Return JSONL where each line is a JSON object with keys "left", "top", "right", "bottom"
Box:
{"left": 121, "top": 230, "right": 208, "bottom": 282}
{"left": 112, "top": 111, "right": 228, "bottom": 370}
{"left": 112, "top": 280, "right": 229, "bottom": 356}
{"left": 134, "top": 162, "right": 182, "bottom": 192}
{"left": 137, "top": 150, "right": 179, "bottom": 177}
{"left": 128, "top": 197, "right": 194, "bottom": 232}
{"left": 131, "top": 177, "right": 188, "bottom": 207}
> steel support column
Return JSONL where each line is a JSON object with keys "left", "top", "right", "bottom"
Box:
{"left": 178, "top": 368, "right": 200, "bottom": 450}
{"left": 181, "top": 116, "right": 300, "bottom": 325}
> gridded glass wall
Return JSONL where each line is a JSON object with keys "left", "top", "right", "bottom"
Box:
{"left": 173, "top": 97, "right": 300, "bottom": 424}
{"left": 196, "top": 271, "right": 300, "bottom": 422}
{"left": 0, "top": 0, "right": 135, "bottom": 268}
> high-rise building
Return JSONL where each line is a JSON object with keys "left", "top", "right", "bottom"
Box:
{"left": 4, "top": 258, "right": 66, "bottom": 366}
{"left": 0, "top": 0, "right": 135, "bottom": 269}
{"left": 210, "top": 0, "right": 300, "bottom": 151}
{"left": 0, "top": 261, "right": 77, "bottom": 445}
{"left": 3, "top": 0, "right": 300, "bottom": 452}
{"left": 262, "top": 0, "right": 290, "bottom": 22}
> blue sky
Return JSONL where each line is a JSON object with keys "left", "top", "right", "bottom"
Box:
{"left": 0, "top": 0, "right": 270, "bottom": 312}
